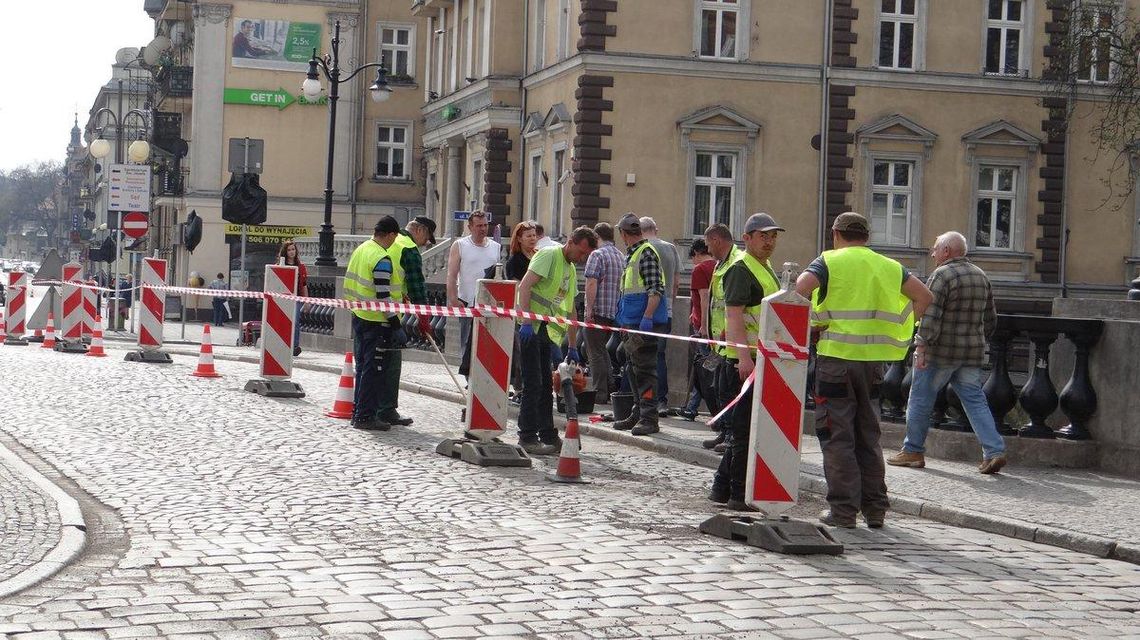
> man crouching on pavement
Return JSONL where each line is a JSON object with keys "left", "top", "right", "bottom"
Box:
{"left": 515, "top": 226, "right": 599, "bottom": 455}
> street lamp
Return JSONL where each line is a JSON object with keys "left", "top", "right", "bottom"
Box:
{"left": 302, "top": 19, "right": 392, "bottom": 268}
{"left": 88, "top": 84, "right": 151, "bottom": 330}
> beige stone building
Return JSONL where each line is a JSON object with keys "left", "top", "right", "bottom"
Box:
{"left": 417, "top": 0, "right": 1140, "bottom": 310}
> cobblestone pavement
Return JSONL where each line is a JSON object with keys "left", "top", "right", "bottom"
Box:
{"left": 0, "top": 449, "right": 60, "bottom": 590}
{"left": 1, "top": 342, "right": 1138, "bottom": 638}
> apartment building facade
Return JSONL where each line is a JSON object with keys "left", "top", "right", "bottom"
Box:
{"left": 417, "top": 0, "right": 1140, "bottom": 309}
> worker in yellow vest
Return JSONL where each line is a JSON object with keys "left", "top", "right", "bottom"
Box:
{"left": 343, "top": 216, "right": 428, "bottom": 431}
{"left": 516, "top": 226, "right": 599, "bottom": 455}
{"left": 795, "top": 212, "right": 932, "bottom": 529}
{"left": 700, "top": 223, "right": 740, "bottom": 454}
{"left": 707, "top": 213, "right": 786, "bottom": 511}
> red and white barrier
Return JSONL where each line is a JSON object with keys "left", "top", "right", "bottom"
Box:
{"left": 244, "top": 265, "right": 304, "bottom": 398}
{"left": 59, "top": 262, "right": 85, "bottom": 347}
{"left": 465, "top": 279, "right": 517, "bottom": 441}
{"left": 744, "top": 287, "right": 812, "bottom": 516}
{"left": 139, "top": 258, "right": 167, "bottom": 352}
{"left": 4, "top": 271, "right": 29, "bottom": 345}
{"left": 82, "top": 281, "right": 97, "bottom": 338}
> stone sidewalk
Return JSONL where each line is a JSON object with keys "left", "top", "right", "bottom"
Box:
{"left": 0, "top": 449, "right": 60, "bottom": 594}
{"left": 124, "top": 323, "right": 1140, "bottom": 562}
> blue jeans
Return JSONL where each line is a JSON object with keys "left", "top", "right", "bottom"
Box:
{"left": 904, "top": 363, "right": 1006, "bottom": 459}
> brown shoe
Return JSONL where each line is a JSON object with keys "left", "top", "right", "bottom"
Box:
{"left": 980, "top": 455, "right": 1008, "bottom": 475}
{"left": 886, "top": 451, "right": 925, "bottom": 468}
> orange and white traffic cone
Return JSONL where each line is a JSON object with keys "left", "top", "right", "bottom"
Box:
{"left": 86, "top": 315, "right": 107, "bottom": 357}
{"left": 41, "top": 313, "right": 56, "bottom": 349}
{"left": 326, "top": 352, "right": 356, "bottom": 419}
{"left": 190, "top": 324, "right": 221, "bottom": 378}
{"left": 547, "top": 416, "right": 588, "bottom": 483}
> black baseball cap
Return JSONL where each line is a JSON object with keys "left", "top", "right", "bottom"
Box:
{"left": 412, "top": 216, "right": 437, "bottom": 244}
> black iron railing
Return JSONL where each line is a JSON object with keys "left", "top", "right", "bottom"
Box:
{"left": 300, "top": 278, "right": 336, "bottom": 336}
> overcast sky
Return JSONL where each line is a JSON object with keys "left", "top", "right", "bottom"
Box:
{"left": 0, "top": 3, "right": 155, "bottom": 171}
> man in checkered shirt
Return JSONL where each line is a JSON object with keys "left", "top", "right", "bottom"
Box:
{"left": 888, "top": 231, "right": 1007, "bottom": 475}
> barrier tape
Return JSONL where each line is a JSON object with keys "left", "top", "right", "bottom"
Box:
{"left": 40, "top": 280, "right": 811, "bottom": 362}
{"left": 707, "top": 369, "right": 757, "bottom": 427}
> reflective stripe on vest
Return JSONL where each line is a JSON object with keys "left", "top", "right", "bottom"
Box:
{"left": 812, "top": 246, "right": 913, "bottom": 362}
{"left": 709, "top": 246, "right": 741, "bottom": 356}
{"left": 724, "top": 253, "right": 781, "bottom": 361}
{"left": 525, "top": 246, "right": 576, "bottom": 344}
{"left": 344, "top": 239, "right": 389, "bottom": 322}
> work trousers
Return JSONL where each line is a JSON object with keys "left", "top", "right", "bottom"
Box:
{"left": 352, "top": 316, "right": 403, "bottom": 422}
{"left": 814, "top": 355, "right": 889, "bottom": 520}
{"left": 518, "top": 325, "right": 558, "bottom": 443}
{"left": 584, "top": 316, "right": 615, "bottom": 402}
{"left": 711, "top": 359, "right": 754, "bottom": 501}
{"left": 620, "top": 324, "right": 666, "bottom": 426}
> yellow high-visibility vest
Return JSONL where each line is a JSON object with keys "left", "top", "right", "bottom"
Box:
{"left": 344, "top": 239, "right": 389, "bottom": 322}
{"left": 525, "top": 246, "right": 576, "bottom": 344}
{"left": 724, "top": 252, "right": 780, "bottom": 361}
{"left": 812, "top": 246, "right": 913, "bottom": 361}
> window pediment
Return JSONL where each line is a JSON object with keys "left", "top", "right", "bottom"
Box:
{"left": 678, "top": 105, "right": 761, "bottom": 149}
{"left": 543, "top": 103, "right": 570, "bottom": 130}
{"left": 963, "top": 120, "right": 1041, "bottom": 162}
{"left": 857, "top": 113, "right": 937, "bottom": 158}
{"left": 523, "top": 111, "right": 544, "bottom": 139}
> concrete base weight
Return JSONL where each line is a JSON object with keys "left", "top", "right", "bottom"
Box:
{"left": 244, "top": 379, "right": 306, "bottom": 398}
{"left": 53, "top": 341, "right": 88, "bottom": 354}
{"left": 699, "top": 514, "right": 844, "bottom": 555}
{"left": 124, "top": 350, "right": 173, "bottom": 364}
{"left": 3, "top": 337, "right": 29, "bottom": 346}
{"left": 436, "top": 438, "right": 533, "bottom": 467}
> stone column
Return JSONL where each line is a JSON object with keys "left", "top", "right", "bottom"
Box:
{"left": 189, "top": 3, "right": 232, "bottom": 193}
{"left": 446, "top": 143, "right": 464, "bottom": 237}
{"left": 328, "top": 12, "right": 360, "bottom": 199}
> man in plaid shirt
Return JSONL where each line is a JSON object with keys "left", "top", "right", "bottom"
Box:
{"left": 888, "top": 231, "right": 1007, "bottom": 474}
{"left": 584, "top": 222, "right": 625, "bottom": 403}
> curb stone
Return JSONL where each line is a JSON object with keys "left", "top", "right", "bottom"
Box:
{"left": 157, "top": 344, "right": 1140, "bottom": 566}
{"left": 0, "top": 439, "right": 87, "bottom": 599}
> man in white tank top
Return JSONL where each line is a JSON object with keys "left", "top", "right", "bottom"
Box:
{"left": 446, "top": 211, "right": 502, "bottom": 379}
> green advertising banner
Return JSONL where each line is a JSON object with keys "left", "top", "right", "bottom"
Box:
{"left": 223, "top": 88, "right": 328, "bottom": 110}
{"left": 232, "top": 17, "right": 322, "bottom": 72}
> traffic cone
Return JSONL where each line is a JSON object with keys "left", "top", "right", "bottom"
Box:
{"left": 547, "top": 415, "right": 589, "bottom": 484}
{"left": 190, "top": 325, "right": 222, "bottom": 378}
{"left": 325, "top": 352, "right": 355, "bottom": 419}
{"left": 86, "top": 315, "right": 107, "bottom": 357}
{"left": 41, "top": 313, "right": 56, "bottom": 349}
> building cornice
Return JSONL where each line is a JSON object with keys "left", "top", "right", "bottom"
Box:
{"left": 422, "top": 106, "right": 521, "bottom": 148}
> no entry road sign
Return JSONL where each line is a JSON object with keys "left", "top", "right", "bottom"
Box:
{"left": 122, "top": 212, "right": 149, "bottom": 239}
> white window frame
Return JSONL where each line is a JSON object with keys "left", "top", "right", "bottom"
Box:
{"left": 533, "top": 0, "right": 547, "bottom": 72}
{"left": 556, "top": 0, "right": 571, "bottom": 62}
{"left": 874, "top": 0, "right": 926, "bottom": 71}
{"left": 1074, "top": 0, "right": 1120, "bottom": 84}
{"left": 866, "top": 155, "right": 921, "bottom": 248}
{"left": 528, "top": 151, "right": 544, "bottom": 221}
{"left": 374, "top": 121, "right": 414, "bottom": 181}
{"left": 969, "top": 159, "right": 1027, "bottom": 252}
{"left": 378, "top": 22, "right": 416, "bottom": 80}
{"left": 470, "top": 156, "right": 484, "bottom": 211}
{"left": 550, "top": 144, "right": 567, "bottom": 238}
{"left": 694, "top": 0, "right": 750, "bottom": 62}
{"left": 687, "top": 145, "right": 746, "bottom": 237}
{"left": 982, "top": 0, "right": 1032, "bottom": 76}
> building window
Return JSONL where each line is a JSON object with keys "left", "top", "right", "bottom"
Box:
{"left": 1076, "top": 2, "right": 1116, "bottom": 84}
{"left": 975, "top": 165, "right": 1017, "bottom": 249}
{"left": 528, "top": 153, "right": 543, "bottom": 220}
{"left": 379, "top": 24, "right": 415, "bottom": 79}
{"left": 691, "top": 151, "right": 736, "bottom": 236}
{"left": 534, "top": 0, "right": 547, "bottom": 71}
{"left": 699, "top": 0, "right": 740, "bottom": 59}
{"left": 551, "top": 148, "right": 565, "bottom": 237}
{"left": 471, "top": 158, "right": 483, "bottom": 211}
{"left": 870, "top": 160, "right": 914, "bottom": 246}
{"left": 985, "top": 0, "right": 1026, "bottom": 75}
{"left": 878, "top": 0, "right": 917, "bottom": 69}
{"left": 556, "top": 0, "right": 571, "bottom": 62}
{"left": 376, "top": 124, "right": 411, "bottom": 179}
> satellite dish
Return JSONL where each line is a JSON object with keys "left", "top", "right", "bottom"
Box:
{"left": 115, "top": 47, "right": 140, "bottom": 65}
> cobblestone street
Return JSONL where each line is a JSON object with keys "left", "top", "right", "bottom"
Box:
{"left": 1, "top": 342, "right": 1139, "bottom": 639}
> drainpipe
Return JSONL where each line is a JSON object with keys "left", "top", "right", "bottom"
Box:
{"left": 816, "top": 0, "right": 834, "bottom": 255}
{"left": 1059, "top": 110, "right": 1071, "bottom": 299}
{"left": 517, "top": 0, "right": 530, "bottom": 228}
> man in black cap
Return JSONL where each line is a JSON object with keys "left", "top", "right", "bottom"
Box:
{"left": 795, "top": 211, "right": 932, "bottom": 529}
{"left": 406, "top": 216, "right": 437, "bottom": 249}
{"left": 712, "top": 212, "right": 787, "bottom": 511}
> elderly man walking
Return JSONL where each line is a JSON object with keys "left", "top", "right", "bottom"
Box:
{"left": 888, "top": 231, "right": 1007, "bottom": 474}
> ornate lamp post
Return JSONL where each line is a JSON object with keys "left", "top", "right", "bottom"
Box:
{"left": 301, "top": 20, "right": 392, "bottom": 268}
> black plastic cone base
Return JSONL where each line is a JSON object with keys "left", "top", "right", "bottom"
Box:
{"left": 3, "top": 337, "right": 29, "bottom": 346}
{"left": 244, "top": 379, "right": 305, "bottom": 398}
{"left": 699, "top": 513, "right": 844, "bottom": 555}
{"left": 54, "top": 340, "right": 89, "bottom": 354}
{"left": 436, "top": 438, "right": 532, "bottom": 467}
{"left": 125, "top": 349, "right": 173, "bottom": 364}
{"left": 546, "top": 470, "right": 590, "bottom": 484}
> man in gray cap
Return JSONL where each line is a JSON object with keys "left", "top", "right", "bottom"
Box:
{"left": 795, "top": 212, "right": 932, "bottom": 529}
{"left": 712, "top": 212, "right": 787, "bottom": 511}
{"left": 613, "top": 212, "right": 669, "bottom": 435}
